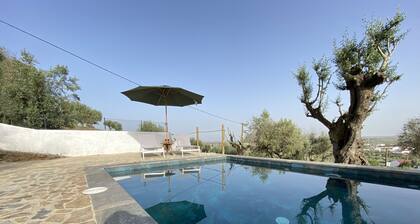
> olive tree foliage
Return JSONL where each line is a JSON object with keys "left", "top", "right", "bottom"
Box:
{"left": 138, "top": 120, "right": 164, "bottom": 132}
{"left": 246, "top": 111, "right": 306, "bottom": 159}
{"left": 104, "top": 120, "right": 123, "bottom": 131}
{"left": 398, "top": 118, "right": 420, "bottom": 156}
{"left": 305, "top": 133, "right": 333, "bottom": 162}
{"left": 0, "top": 48, "right": 102, "bottom": 129}
{"left": 295, "top": 13, "right": 406, "bottom": 164}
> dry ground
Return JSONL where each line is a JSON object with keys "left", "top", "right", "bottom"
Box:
{"left": 0, "top": 150, "right": 61, "bottom": 163}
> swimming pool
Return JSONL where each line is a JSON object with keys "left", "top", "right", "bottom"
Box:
{"left": 107, "top": 158, "right": 420, "bottom": 224}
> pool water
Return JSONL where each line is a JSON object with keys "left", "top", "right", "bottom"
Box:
{"left": 112, "top": 161, "right": 420, "bottom": 224}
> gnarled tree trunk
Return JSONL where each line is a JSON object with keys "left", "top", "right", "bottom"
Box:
{"left": 330, "top": 125, "right": 366, "bottom": 165}
{"left": 328, "top": 87, "right": 373, "bottom": 165}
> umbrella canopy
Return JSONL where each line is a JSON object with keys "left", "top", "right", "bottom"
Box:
{"left": 121, "top": 85, "right": 203, "bottom": 106}
{"left": 146, "top": 200, "right": 206, "bottom": 224}
{"left": 121, "top": 85, "right": 203, "bottom": 139}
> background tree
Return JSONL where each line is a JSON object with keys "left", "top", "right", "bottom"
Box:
{"left": 247, "top": 111, "right": 306, "bottom": 159}
{"left": 69, "top": 102, "right": 102, "bottom": 129}
{"left": 227, "top": 132, "right": 250, "bottom": 155}
{"left": 295, "top": 13, "right": 406, "bottom": 164}
{"left": 189, "top": 137, "right": 212, "bottom": 152}
{"left": 398, "top": 117, "right": 420, "bottom": 156}
{"left": 104, "top": 120, "right": 122, "bottom": 131}
{"left": 0, "top": 48, "right": 102, "bottom": 129}
{"left": 305, "top": 133, "right": 333, "bottom": 162}
{"left": 138, "top": 120, "right": 164, "bottom": 132}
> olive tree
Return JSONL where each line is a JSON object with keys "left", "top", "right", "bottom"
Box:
{"left": 305, "top": 133, "right": 332, "bottom": 162}
{"left": 295, "top": 13, "right": 406, "bottom": 164}
{"left": 398, "top": 118, "right": 420, "bottom": 156}
{"left": 248, "top": 111, "right": 306, "bottom": 159}
{"left": 138, "top": 120, "right": 164, "bottom": 132}
{"left": 0, "top": 48, "right": 102, "bottom": 129}
{"left": 104, "top": 120, "right": 122, "bottom": 131}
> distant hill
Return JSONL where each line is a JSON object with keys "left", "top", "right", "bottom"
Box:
{"left": 363, "top": 136, "right": 398, "bottom": 146}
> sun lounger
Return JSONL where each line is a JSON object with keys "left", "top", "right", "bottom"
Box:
{"left": 173, "top": 135, "right": 201, "bottom": 157}
{"left": 139, "top": 133, "right": 165, "bottom": 159}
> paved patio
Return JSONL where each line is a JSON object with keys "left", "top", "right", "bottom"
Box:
{"left": 0, "top": 153, "right": 216, "bottom": 224}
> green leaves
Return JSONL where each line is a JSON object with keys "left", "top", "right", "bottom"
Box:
{"left": 20, "top": 50, "right": 37, "bottom": 65}
{"left": 399, "top": 118, "right": 420, "bottom": 156}
{"left": 334, "top": 12, "right": 406, "bottom": 83}
{"left": 295, "top": 66, "right": 312, "bottom": 102}
{"left": 366, "top": 12, "right": 406, "bottom": 57}
{"left": 0, "top": 48, "right": 101, "bottom": 129}
{"left": 248, "top": 111, "right": 306, "bottom": 159}
{"left": 138, "top": 120, "right": 164, "bottom": 132}
{"left": 104, "top": 120, "right": 123, "bottom": 131}
{"left": 46, "top": 65, "right": 80, "bottom": 100}
{"left": 305, "top": 133, "right": 332, "bottom": 161}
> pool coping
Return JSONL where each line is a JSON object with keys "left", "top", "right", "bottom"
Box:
{"left": 85, "top": 155, "right": 420, "bottom": 223}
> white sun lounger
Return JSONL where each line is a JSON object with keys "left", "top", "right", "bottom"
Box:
{"left": 143, "top": 172, "right": 165, "bottom": 178}
{"left": 181, "top": 167, "right": 201, "bottom": 174}
{"left": 138, "top": 133, "right": 165, "bottom": 159}
{"left": 173, "top": 135, "right": 201, "bottom": 157}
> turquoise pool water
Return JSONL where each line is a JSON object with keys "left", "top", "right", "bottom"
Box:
{"left": 111, "top": 161, "right": 420, "bottom": 224}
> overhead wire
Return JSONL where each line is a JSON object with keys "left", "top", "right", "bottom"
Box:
{"left": 0, "top": 18, "right": 244, "bottom": 126}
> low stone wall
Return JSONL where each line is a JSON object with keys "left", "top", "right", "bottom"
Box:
{"left": 0, "top": 123, "right": 165, "bottom": 157}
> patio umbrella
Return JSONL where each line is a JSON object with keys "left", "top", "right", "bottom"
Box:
{"left": 121, "top": 85, "right": 203, "bottom": 138}
{"left": 146, "top": 200, "right": 206, "bottom": 224}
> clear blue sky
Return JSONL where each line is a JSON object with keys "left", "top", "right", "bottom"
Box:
{"left": 2, "top": 0, "right": 420, "bottom": 140}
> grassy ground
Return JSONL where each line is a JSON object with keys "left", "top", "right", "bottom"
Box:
{"left": 0, "top": 149, "right": 61, "bottom": 162}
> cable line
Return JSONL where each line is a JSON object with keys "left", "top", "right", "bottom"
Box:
{"left": 188, "top": 106, "right": 243, "bottom": 125}
{"left": 0, "top": 19, "right": 140, "bottom": 86}
{"left": 0, "top": 18, "right": 243, "bottom": 126}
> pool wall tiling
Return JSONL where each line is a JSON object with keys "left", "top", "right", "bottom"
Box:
{"left": 86, "top": 155, "right": 420, "bottom": 224}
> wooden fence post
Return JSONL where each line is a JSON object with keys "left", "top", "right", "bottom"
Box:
{"left": 221, "top": 124, "right": 225, "bottom": 154}
{"left": 240, "top": 123, "right": 244, "bottom": 142}
{"left": 196, "top": 127, "right": 200, "bottom": 146}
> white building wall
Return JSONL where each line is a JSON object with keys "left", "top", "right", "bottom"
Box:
{"left": 0, "top": 123, "right": 165, "bottom": 156}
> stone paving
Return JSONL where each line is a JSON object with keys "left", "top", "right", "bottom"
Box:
{"left": 0, "top": 153, "right": 213, "bottom": 224}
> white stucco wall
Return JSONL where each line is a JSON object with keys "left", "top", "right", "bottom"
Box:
{"left": 0, "top": 123, "right": 165, "bottom": 156}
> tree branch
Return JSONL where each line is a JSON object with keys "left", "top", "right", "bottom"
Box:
{"left": 334, "top": 97, "right": 344, "bottom": 117}
{"left": 304, "top": 102, "right": 333, "bottom": 129}
{"left": 367, "top": 80, "right": 394, "bottom": 113}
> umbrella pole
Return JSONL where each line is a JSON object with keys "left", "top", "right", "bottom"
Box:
{"left": 165, "top": 104, "right": 168, "bottom": 138}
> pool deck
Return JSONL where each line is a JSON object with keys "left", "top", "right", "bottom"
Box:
{"left": 0, "top": 153, "right": 219, "bottom": 224}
